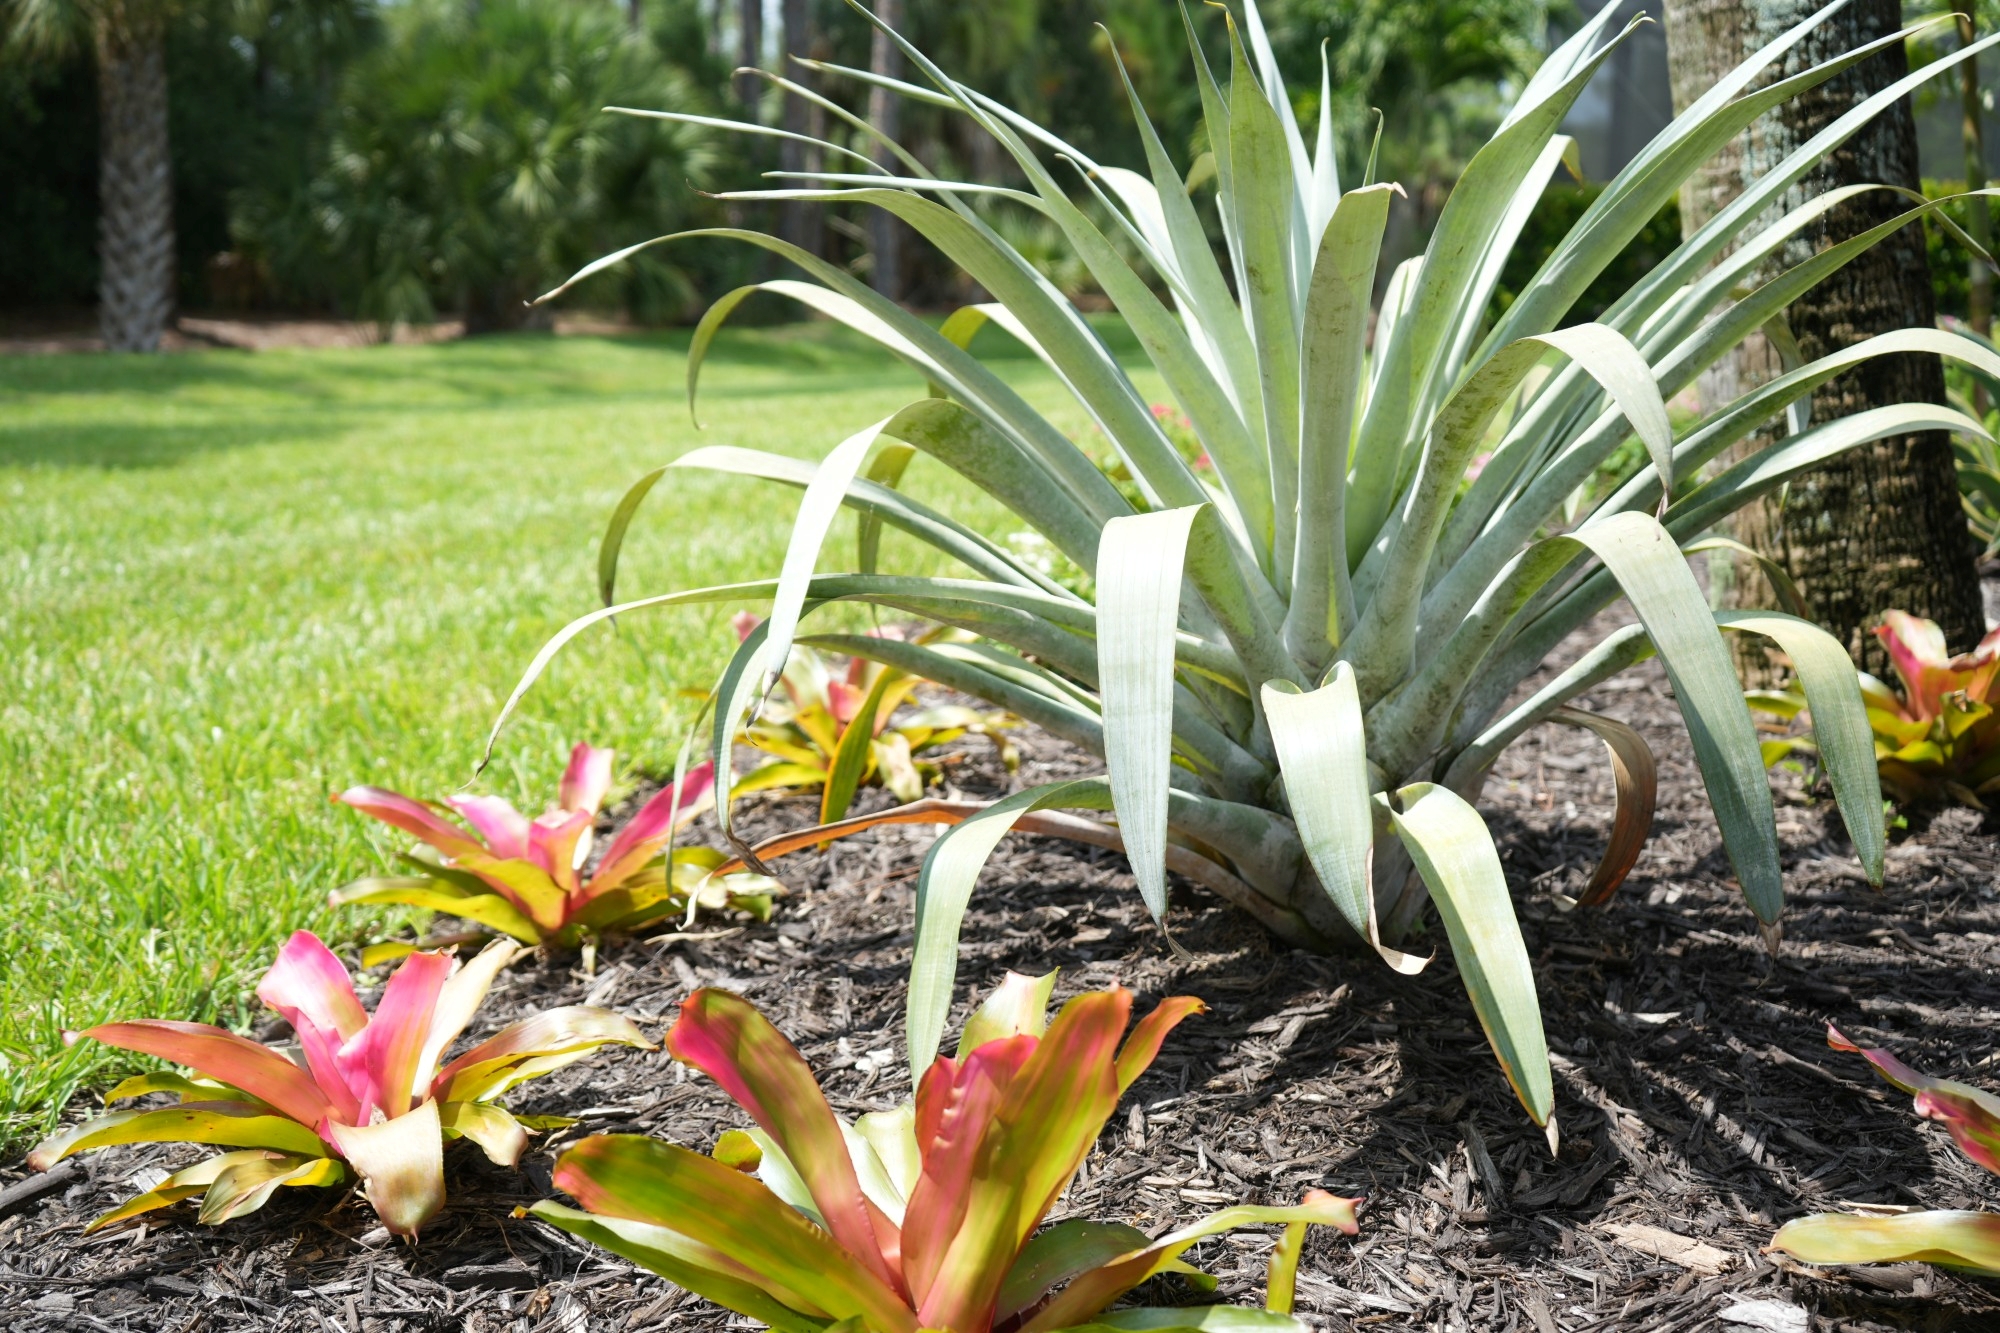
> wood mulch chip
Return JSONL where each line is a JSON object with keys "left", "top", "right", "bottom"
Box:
{"left": 5, "top": 607, "right": 2000, "bottom": 1332}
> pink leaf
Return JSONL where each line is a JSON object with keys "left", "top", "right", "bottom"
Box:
{"left": 339, "top": 950, "right": 453, "bottom": 1121}
{"left": 1831, "top": 1026, "right": 2000, "bottom": 1176}
{"left": 447, "top": 795, "right": 533, "bottom": 860}
{"left": 77, "top": 1021, "right": 335, "bottom": 1131}
{"left": 560, "top": 743, "right": 615, "bottom": 815}
{"left": 667, "top": 989, "right": 902, "bottom": 1295}
{"left": 912, "top": 989, "right": 1131, "bottom": 1333}
{"left": 585, "top": 760, "right": 717, "bottom": 896}
{"left": 901, "top": 1035, "right": 1037, "bottom": 1310}
{"left": 528, "top": 808, "right": 593, "bottom": 894}
{"left": 256, "top": 932, "right": 369, "bottom": 1124}
{"left": 336, "top": 787, "right": 489, "bottom": 862}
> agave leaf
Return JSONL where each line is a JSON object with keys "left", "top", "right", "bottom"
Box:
{"left": 1547, "top": 707, "right": 1658, "bottom": 908}
{"left": 1684, "top": 537, "right": 1812, "bottom": 619}
{"left": 1099, "top": 506, "right": 1203, "bottom": 922}
{"left": 1224, "top": 19, "right": 1301, "bottom": 583}
{"left": 676, "top": 444, "right": 1059, "bottom": 592}
{"left": 1262, "top": 668, "right": 1424, "bottom": 972}
{"left": 548, "top": 1135, "right": 916, "bottom": 1331}
{"left": 1349, "top": 323, "right": 1671, "bottom": 703}
{"left": 1715, "top": 612, "right": 1884, "bottom": 886}
{"left": 1022, "top": 1193, "right": 1360, "bottom": 1333}
{"left": 908, "top": 778, "right": 1114, "bottom": 1072}
{"left": 1772, "top": 1210, "right": 2000, "bottom": 1276}
{"left": 1108, "top": 45, "right": 1267, "bottom": 513}
{"left": 29, "top": 1102, "right": 328, "bottom": 1171}
{"left": 1383, "top": 784, "right": 1552, "bottom": 1125}
{"left": 1390, "top": 512, "right": 1783, "bottom": 924}
{"left": 325, "top": 1100, "right": 444, "bottom": 1238}
{"left": 1290, "top": 184, "right": 1394, "bottom": 663}
{"left": 1444, "top": 624, "right": 1657, "bottom": 787}
{"left": 667, "top": 989, "right": 899, "bottom": 1287}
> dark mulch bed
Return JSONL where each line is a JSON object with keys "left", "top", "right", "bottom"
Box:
{"left": 6, "top": 620, "right": 2000, "bottom": 1333}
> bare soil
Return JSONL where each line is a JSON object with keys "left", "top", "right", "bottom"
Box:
{"left": 5, "top": 612, "right": 2000, "bottom": 1333}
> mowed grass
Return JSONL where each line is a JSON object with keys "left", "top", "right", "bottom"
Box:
{"left": 0, "top": 319, "right": 1139, "bottom": 1149}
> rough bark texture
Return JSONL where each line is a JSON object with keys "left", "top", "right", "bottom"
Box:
{"left": 777, "top": 0, "right": 821, "bottom": 260}
{"left": 93, "top": 8, "right": 175, "bottom": 353}
{"left": 867, "top": 0, "right": 904, "bottom": 301}
{"left": 1663, "top": 0, "right": 1985, "bottom": 679}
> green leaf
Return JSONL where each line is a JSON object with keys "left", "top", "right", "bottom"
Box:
{"left": 1098, "top": 506, "right": 1203, "bottom": 922}
{"left": 1716, "top": 610, "right": 1885, "bottom": 887}
{"left": 31, "top": 1102, "right": 327, "bottom": 1172}
{"left": 909, "top": 778, "right": 1114, "bottom": 1072}
{"left": 1772, "top": 1210, "right": 2000, "bottom": 1277}
{"left": 997, "top": 1220, "right": 1151, "bottom": 1323}
{"left": 529, "top": 1201, "right": 830, "bottom": 1333}
{"left": 1290, "top": 184, "right": 1394, "bottom": 664}
{"left": 1022, "top": 1194, "right": 1359, "bottom": 1333}
{"left": 1261, "top": 667, "right": 1423, "bottom": 972}
{"left": 1225, "top": 19, "right": 1301, "bottom": 584}
{"left": 196, "top": 1152, "right": 345, "bottom": 1227}
{"left": 1382, "top": 783, "right": 1552, "bottom": 1126}
{"left": 329, "top": 876, "right": 543, "bottom": 944}
{"left": 547, "top": 1135, "right": 916, "bottom": 1332}
{"left": 821, "top": 668, "right": 903, "bottom": 823}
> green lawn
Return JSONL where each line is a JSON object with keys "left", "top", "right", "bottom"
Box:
{"left": 0, "top": 321, "right": 1135, "bottom": 1149}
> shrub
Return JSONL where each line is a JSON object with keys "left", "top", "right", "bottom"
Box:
{"left": 29, "top": 932, "right": 650, "bottom": 1237}
{"left": 333, "top": 742, "right": 779, "bottom": 949}
{"left": 512, "top": 1, "right": 2000, "bottom": 1126}
{"left": 1754, "top": 610, "right": 2000, "bottom": 808}
{"left": 529, "top": 975, "right": 1358, "bottom": 1333}
{"left": 728, "top": 614, "right": 1019, "bottom": 821}
{"left": 237, "top": 0, "right": 720, "bottom": 331}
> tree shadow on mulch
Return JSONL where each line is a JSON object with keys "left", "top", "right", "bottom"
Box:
{"left": 6, "top": 645, "right": 2000, "bottom": 1332}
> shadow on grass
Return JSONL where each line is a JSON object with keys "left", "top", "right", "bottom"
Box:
{"left": 0, "top": 322, "right": 1025, "bottom": 471}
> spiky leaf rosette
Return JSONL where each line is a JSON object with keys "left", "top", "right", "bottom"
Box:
{"left": 501, "top": 0, "right": 2000, "bottom": 1121}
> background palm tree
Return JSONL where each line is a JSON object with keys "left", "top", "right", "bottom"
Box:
{"left": 5, "top": 0, "right": 184, "bottom": 350}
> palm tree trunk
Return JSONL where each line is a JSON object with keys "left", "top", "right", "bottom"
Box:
{"left": 867, "top": 0, "right": 904, "bottom": 301}
{"left": 93, "top": 8, "right": 175, "bottom": 353}
{"left": 777, "top": 0, "right": 821, "bottom": 260}
{"left": 1663, "top": 0, "right": 1985, "bottom": 678}
{"left": 734, "top": 0, "right": 762, "bottom": 118}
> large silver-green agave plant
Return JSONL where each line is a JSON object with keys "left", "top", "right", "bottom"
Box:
{"left": 508, "top": 0, "right": 2000, "bottom": 1129}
